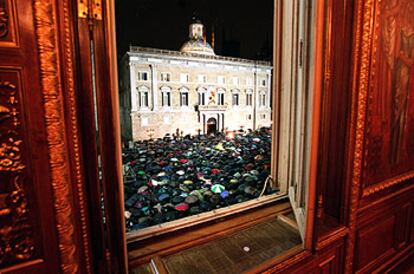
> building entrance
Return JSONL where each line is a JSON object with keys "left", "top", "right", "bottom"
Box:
{"left": 207, "top": 117, "right": 217, "bottom": 135}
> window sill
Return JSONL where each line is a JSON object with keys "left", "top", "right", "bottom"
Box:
{"left": 127, "top": 192, "right": 285, "bottom": 243}
{"left": 127, "top": 197, "right": 294, "bottom": 268}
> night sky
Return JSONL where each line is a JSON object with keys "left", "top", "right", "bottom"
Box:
{"left": 115, "top": 0, "right": 273, "bottom": 61}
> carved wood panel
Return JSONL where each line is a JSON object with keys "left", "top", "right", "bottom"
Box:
{"left": 0, "top": 0, "right": 92, "bottom": 273}
{"left": 355, "top": 215, "right": 396, "bottom": 272}
{"left": 361, "top": 0, "right": 414, "bottom": 193}
{"left": 0, "top": 68, "right": 35, "bottom": 268}
{"left": 394, "top": 202, "right": 412, "bottom": 249}
{"left": 346, "top": 1, "right": 414, "bottom": 271}
{"left": 0, "top": 0, "right": 18, "bottom": 47}
{"left": 350, "top": 188, "right": 414, "bottom": 273}
{"left": 411, "top": 202, "right": 414, "bottom": 242}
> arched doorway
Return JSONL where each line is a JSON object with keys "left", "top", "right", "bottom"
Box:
{"left": 207, "top": 117, "right": 217, "bottom": 135}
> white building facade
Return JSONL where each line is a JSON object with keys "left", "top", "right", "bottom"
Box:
{"left": 119, "top": 22, "right": 272, "bottom": 141}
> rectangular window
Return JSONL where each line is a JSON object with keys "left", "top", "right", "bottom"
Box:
{"left": 161, "top": 72, "right": 171, "bottom": 82}
{"left": 180, "top": 92, "right": 189, "bottom": 106}
{"left": 137, "top": 71, "right": 148, "bottom": 81}
{"left": 198, "top": 75, "right": 206, "bottom": 83}
{"left": 198, "top": 92, "right": 206, "bottom": 105}
{"left": 162, "top": 92, "right": 171, "bottom": 107}
{"left": 217, "top": 76, "right": 226, "bottom": 85}
{"left": 259, "top": 94, "right": 266, "bottom": 107}
{"left": 232, "top": 77, "right": 239, "bottom": 86}
{"left": 111, "top": 0, "right": 317, "bottom": 261}
{"left": 232, "top": 93, "right": 239, "bottom": 106}
{"left": 142, "top": 92, "right": 148, "bottom": 107}
{"left": 246, "top": 94, "right": 253, "bottom": 106}
{"left": 218, "top": 93, "right": 225, "bottom": 105}
{"left": 138, "top": 91, "right": 149, "bottom": 108}
{"left": 180, "top": 73, "right": 189, "bottom": 83}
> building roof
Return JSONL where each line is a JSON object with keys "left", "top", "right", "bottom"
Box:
{"left": 180, "top": 39, "right": 215, "bottom": 56}
{"left": 127, "top": 46, "right": 271, "bottom": 67}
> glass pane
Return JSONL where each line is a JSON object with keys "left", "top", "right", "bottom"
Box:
{"left": 116, "top": 0, "right": 278, "bottom": 234}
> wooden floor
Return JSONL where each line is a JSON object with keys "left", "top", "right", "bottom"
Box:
{"left": 160, "top": 217, "right": 301, "bottom": 274}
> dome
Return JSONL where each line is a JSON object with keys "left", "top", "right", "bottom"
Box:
{"left": 180, "top": 39, "right": 215, "bottom": 56}
{"left": 180, "top": 20, "right": 215, "bottom": 56}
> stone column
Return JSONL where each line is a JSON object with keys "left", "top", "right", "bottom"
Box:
{"left": 150, "top": 64, "right": 158, "bottom": 110}
{"left": 217, "top": 113, "right": 220, "bottom": 132}
{"left": 267, "top": 72, "right": 271, "bottom": 109}
{"left": 253, "top": 67, "right": 259, "bottom": 129}
{"left": 130, "top": 62, "right": 137, "bottom": 111}
{"left": 203, "top": 114, "right": 206, "bottom": 134}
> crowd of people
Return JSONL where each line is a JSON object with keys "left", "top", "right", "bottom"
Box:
{"left": 122, "top": 128, "right": 276, "bottom": 231}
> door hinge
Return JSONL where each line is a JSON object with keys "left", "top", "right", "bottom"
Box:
{"left": 78, "top": 0, "right": 88, "bottom": 19}
{"left": 92, "top": 0, "right": 102, "bottom": 20}
{"left": 78, "top": 0, "right": 102, "bottom": 20}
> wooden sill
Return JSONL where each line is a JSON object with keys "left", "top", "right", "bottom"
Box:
{"left": 316, "top": 214, "right": 348, "bottom": 251}
{"left": 128, "top": 199, "right": 293, "bottom": 268}
{"left": 127, "top": 192, "right": 285, "bottom": 242}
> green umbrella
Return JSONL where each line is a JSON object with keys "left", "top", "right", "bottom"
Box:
{"left": 211, "top": 184, "right": 225, "bottom": 194}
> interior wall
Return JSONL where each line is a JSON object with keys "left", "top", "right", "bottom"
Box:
{"left": 346, "top": 0, "right": 414, "bottom": 272}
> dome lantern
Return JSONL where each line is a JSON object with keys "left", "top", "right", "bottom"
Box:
{"left": 180, "top": 20, "right": 215, "bottom": 56}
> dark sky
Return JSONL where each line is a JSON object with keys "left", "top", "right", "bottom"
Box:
{"left": 115, "top": 0, "right": 273, "bottom": 61}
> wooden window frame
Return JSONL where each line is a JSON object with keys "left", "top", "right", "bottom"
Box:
{"left": 79, "top": 0, "right": 327, "bottom": 272}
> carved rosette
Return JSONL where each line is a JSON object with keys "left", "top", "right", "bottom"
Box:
{"left": 0, "top": 80, "right": 35, "bottom": 267}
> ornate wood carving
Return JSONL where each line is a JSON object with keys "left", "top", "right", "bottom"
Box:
{"left": 0, "top": 76, "right": 35, "bottom": 267}
{"left": 33, "top": 1, "right": 81, "bottom": 273}
{"left": 362, "top": 0, "right": 414, "bottom": 192}
{"left": 362, "top": 171, "right": 414, "bottom": 197}
{"left": 60, "top": 0, "right": 92, "bottom": 271}
{"left": 345, "top": 0, "right": 375, "bottom": 272}
{"left": 0, "top": 0, "right": 18, "bottom": 47}
{"left": 0, "top": 4, "right": 8, "bottom": 38}
{"left": 347, "top": 0, "right": 414, "bottom": 270}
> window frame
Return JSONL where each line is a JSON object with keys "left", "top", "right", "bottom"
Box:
{"left": 136, "top": 85, "right": 150, "bottom": 109}
{"left": 231, "top": 90, "right": 240, "bottom": 106}
{"left": 160, "top": 72, "right": 171, "bottom": 82}
{"left": 246, "top": 90, "right": 253, "bottom": 106}
{"left": 180, "top": 73, "right": 189, "bottom": 83}
{"left": 85, "top": 0, "right": 327, "bottom": 271}
{"left": 180, "top": 87, "right": 189, "bottom": 107}
{"left": 217, "top": 75, "right": 226, "bottom": 85}
{"left": 217, "top": 88, "right": 226, "bottom": 105}
{"left": 198, "top": 74, "right": 207, "bottom": 83}
{"left": 232, "top": 76, "right": 239, "bottom": 86}
{"left": 197, "top": 87, "right": 207, "bottom": 106}
{"left": 137, "top": 71, "right": 148, "bottom": 81}
{"left": 160, "top": 86, "right": 172, "bottom": 108}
